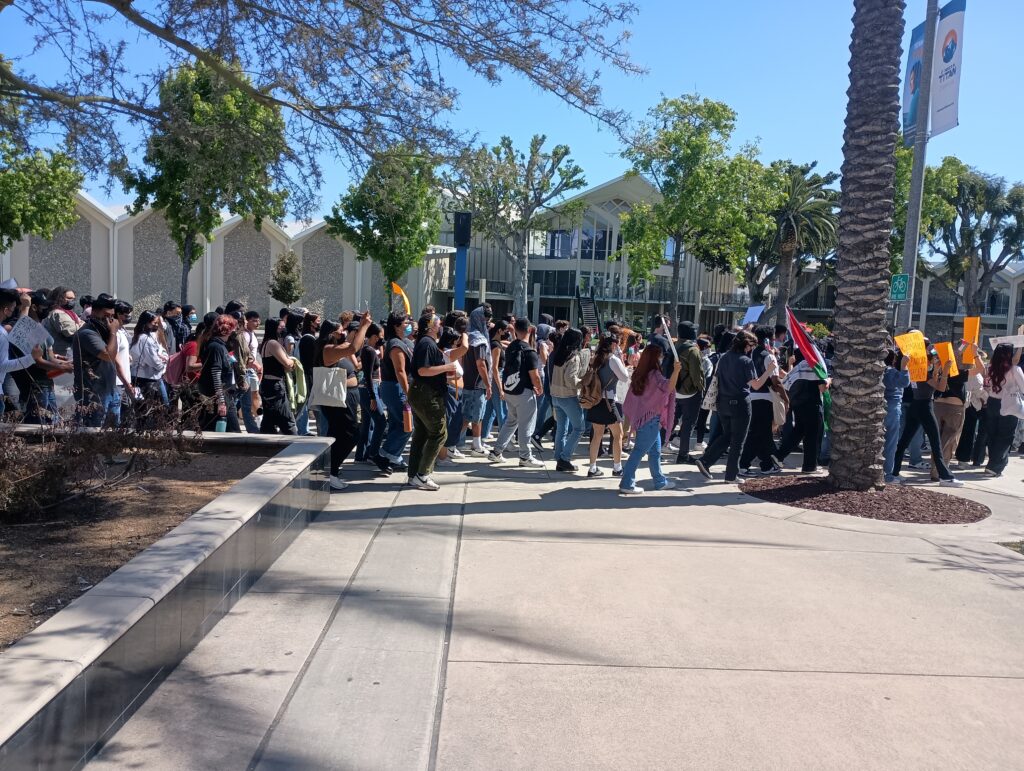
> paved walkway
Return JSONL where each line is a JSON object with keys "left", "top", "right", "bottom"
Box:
{"left": 89, "top": 453, "right": 1024, "bottom": 769}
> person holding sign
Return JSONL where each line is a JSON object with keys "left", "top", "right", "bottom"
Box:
{"left": 0, "top": 289, "right": 47, "bottom": 418}
{"left": 890, "top": 349, "right": 963, "bottom": 486}
{"left": 980, "top": 343, "right": 1024, "bottom": 477}
{"left": 931, "top": 343, "right": 977, "bottom": 481}
{"left": 881, "top": 348, "right": 911, "bottom": 484}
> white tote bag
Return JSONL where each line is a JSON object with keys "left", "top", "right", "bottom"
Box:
{"left": 309, "top": 366, "right": 348, "bottom": 408}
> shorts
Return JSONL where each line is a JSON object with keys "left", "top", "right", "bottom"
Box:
{"left": 587, "top": 398, "right": 622, "bottom": 425}
{"left": 460, "top": 388, "right": 487, "bottom": 423}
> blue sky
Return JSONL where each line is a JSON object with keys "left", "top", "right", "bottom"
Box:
{"left": 2, "top": 0, "right": 1019, "bottom": 216}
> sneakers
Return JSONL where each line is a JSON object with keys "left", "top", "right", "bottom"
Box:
{"left": 655, "top": 479, "right": 677, "bottom": 492}
{"left": 666, "top": 441, "right": 680, "bottom": 453}
{"left": 587, "top": 466, "right": 605, "bottom": 478}
{"left": 939, "top": 478, "right": 964, "bottom": 488}
{"left": 329, "top": 475, "right": 348, "bottom": 491}
{"left": 738, "top": 468, "right": 761, "bottom": 478}
{"left": 693, "top": 442, "right": 706, "bottom": 452}
{"left": 409, "top": 474, "right": 440, "bottom": 491}
{"left": 695, "top": 458, "right": 713, "bottom": 481}
{"left": 468, "top": 445, "right": 490, "bottom": 457}
{"left": 555, "top": 459, "right": 577, "bottom": 473}
{"left": 984, "top": 469, "right": 1002, "bottom": 478}
{"left": 390, "top": 460, "right": 409, "bottom": 473}
{"left": 487, "top": 450, "right": 505, "bottom": 463}
{"left": 760, "top": 464, "right": 782, "bottom": 476}
{"left": 372, "top": 456, "right": 393, "bottom": 476}
{"left": 448, "top": 447, "right": 466, "bottom": 459}
{"left": 885, "top": 475, "right": 904, "bottom": 485}
{"left": 519, "top": 456, "right": 544, "bottom": 468}
{"left": 612, "top": 466, "right": 623, "bottom": 477}
{"left": 770, "top": 454, "right": 785, "bottom": 468}
{"left": 909, "top": 461, "right": 931, "bottom": 470}
{"left": 619, "top": 486, "right": 644, "bottom": 496}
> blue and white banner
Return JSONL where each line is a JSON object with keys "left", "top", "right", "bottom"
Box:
{"left": 902, "top": 21, "right": 926, "bottom": 145}
{"left": 931, "top": 0, "right": 966, "bottom": 138}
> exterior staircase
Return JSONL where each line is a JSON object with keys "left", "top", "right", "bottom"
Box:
{"left": 577, "top": 289, "right": 601, "bottom": 335}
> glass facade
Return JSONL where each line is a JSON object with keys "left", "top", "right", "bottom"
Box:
{"left": 545, "top": 230, "right": 574, "bottom": 259}
{"left": 529, "top": 269, "right": 578, "bottom": 296}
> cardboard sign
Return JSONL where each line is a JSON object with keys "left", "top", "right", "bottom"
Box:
{"left": 990, "top": 334, "right": 1024, "bottom": 350}
{"left": 933, "top": 342, "right": 959, "bottom": 378}
{"left": 961, "top": 317, "right": 980, "bottom": 364}
{"left": 7, "top": 316, "right": 49, "bottom": 356}
{"left": 741, "top": 305, "right": 765, "bottom": 325}
{"left": 894, "top": 331, "right": 929, "bottom": 382}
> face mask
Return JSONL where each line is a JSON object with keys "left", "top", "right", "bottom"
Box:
{"left": 63, "top": 301, "right": 76, "bottom": 310}
{"left": 404, "top": 324, "right": 413, "bottom": 336}
{"left": 188, "top": 314, "right": 198, "bottom": 323}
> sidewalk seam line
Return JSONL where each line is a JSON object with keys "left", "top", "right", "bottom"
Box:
{"left": 427, "top": 481, "right": 467, "bottom": 771}
{"left": 458, "top": 537, "right": 938, "bottom": 555}
{"left": 245, "top": 489, "right": 400, "bottom": 771}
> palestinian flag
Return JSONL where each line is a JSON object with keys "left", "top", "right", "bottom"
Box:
{"left": 786, "top": 307, "right": 832, "bottom": 428}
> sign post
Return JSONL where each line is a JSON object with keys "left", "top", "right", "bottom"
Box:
{"left": 453, "top": 212, "right": 471, "bottom": 311}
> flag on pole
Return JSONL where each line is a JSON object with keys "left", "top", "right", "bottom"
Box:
{"left": 390, "top": 282, "right": 411, "bottom": 317}
{"left": 786, "top": 307, "right": 832, "bottom": 428}
{"left": 931, "top": 0, "right": 966, "bottom": 138}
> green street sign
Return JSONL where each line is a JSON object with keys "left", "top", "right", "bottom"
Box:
{"left": 890, "top": 273, "right": 910, "bottom": 302}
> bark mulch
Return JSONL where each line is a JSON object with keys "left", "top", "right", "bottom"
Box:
{"left": 0, "top": 452, "right": 265, "bottom": 651}
{"left": 740, "top": 474, "right": 991, "bottom": 524}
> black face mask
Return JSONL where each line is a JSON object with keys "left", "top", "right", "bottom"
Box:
{"left": 62, "top": 301, "right": 76, "bottom": 310}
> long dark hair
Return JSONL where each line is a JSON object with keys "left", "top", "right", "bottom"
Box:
{"left": 490, "top": 320, "right": 508, "bottom": 341}
{"left": 629, "top": 345, "right": 663, "bottom": 396}
{"left": 384, "top": 311, "right": 408, "bottom": 341}
{"left": 259, "top": 319, "right": 282, "bottom": 356}
{"left": 590, "top": 336, "right": 616, "bottom": 372}
{"left": 551, "top": 327, "right": 583, "bottom": 368}
{"left": 989, "top": 343, "right": 1013, "bottom": 394}
{"left": 415, "top": 313, "right": 437, "bottom": 341}
{"left": 131, "top": 310, "right": 157, "bottom": 347}
{"left": 315, "top": 320, "right": 341, "bottom": 367}
{"left": 716, "top": 331, "right": 736, "bottom": 356}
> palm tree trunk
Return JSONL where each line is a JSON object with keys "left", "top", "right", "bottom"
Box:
{"left": 774, "top": 242, "right": 797, "bottom": 324}
{"left": 828, "top": 0, "right": 906, "bottom": 492}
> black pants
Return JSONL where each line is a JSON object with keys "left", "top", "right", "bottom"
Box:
{"left": 673, "top": 395, "right": 701, "bottom": 459}
{"left": 956, "top": 404, "right": 988, "bottom": 466}
{"left": 985, "top": 397, "right": 1019, "bottom": 475}
{"left": 259, "top": 379, "right": 296, "bottom": 435}
{"left": 775, "top": 401, "right": 822, "bottom": 472}
{"left": 322, "top": 390, "right": 360, "bottom": 475}
{"left": 740, "top": 399, "right": 778, "bottom": 471}
{"left": 701, "top": 398, "right": 751, "bottom": 481}
{"left": 695, "top": 407, "right": 710, "bottom": 442}
{"left": 892, "top": 399, "right": 953, "bottom": 480}
{"left": 200, "top": 390, "right": 241, "bottom": 433}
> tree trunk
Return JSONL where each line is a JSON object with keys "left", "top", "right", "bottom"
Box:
{"left": 180, "top": 237, "right": 195, "bottom": 306}
{"left": 512, "top": 236, "right": 529, "bottom": 318}
{"left": 828, "top": 0, "right": 906, "bottom": 492}
{"left": 669, "top": 236, "right": 683, "bottom": 321}
{"left": 774, "top": 241, "right": 797, "bottom": 324}
{"left": 963, "top": 254, "right": 982, "bottom": 317}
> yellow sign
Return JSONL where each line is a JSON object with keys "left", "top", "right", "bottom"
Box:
{"left": 390, "top": 282, "right": 411, "bottom": 317}
{"left": 934, "top": 342, "right": 959, "bottom": 378}
{"left": 962, "top": 317, "right": 980, "bottom": 363}
{"left": 894, "top": 331, "right": 929, "bottom": 382}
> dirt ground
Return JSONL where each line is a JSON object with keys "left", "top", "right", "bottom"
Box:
{"left": 0, "top": 452, "right": 265, "bottom": 650}
{"left": 741, "top": 474, "right": 991, "bottom": 524}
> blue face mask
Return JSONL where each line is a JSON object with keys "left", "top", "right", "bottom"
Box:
{"left": 188, "top": 314, "right": 198, "bottom": 324}
{"left": 404, "top": 324, "right": 413, "bottom": 336}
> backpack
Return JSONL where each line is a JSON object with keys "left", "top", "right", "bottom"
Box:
{"left": 163, "top": 349, "right": 186, "bottom": 386}
{"left": 578, "top": 366, "right": 604, "bottom": 409}
{"left": 502, "top": 341, "right": 526, "bottom": 392}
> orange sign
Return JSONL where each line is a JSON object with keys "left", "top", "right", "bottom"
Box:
{"left": 962, "top": 317, "right": 980, "bottom": 363}
{"left": 934, "top": 342, "right": 959, "bottom": 378}
{"left": 894, "top": 331, "right": 929, "bottom": 382}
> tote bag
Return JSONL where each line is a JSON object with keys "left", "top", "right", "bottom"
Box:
{"left": 309, "top": 366, "right": 348, "bottom": 408}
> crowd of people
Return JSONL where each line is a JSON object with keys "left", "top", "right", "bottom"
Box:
{"left": 1, "top": 283, "right": 1021, "bottom": 494}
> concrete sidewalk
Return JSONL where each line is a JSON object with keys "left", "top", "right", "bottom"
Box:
{"left": 88, "top": 455, "right": 1024, "bottom": 769}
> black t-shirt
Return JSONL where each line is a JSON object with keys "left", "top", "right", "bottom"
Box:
{"left": 490, "top": 339, "right": 506, "bottom": 374}
{"left": 72, "top": 321, "right": 116, "bottom": 401}
{"left": 938, "top": 371, "right": 967, "bottom": 403}
{"left": 198, "top": 337, "right": 234, "bottom": 397}
{"left": 751, "top": 348, "right": 773, "bottom": 394}
{"left": 715, "top": 351, "right": 756, "bottom": 401}
{"left": 788, "top": 377, "right": 826, "bottom": 409}
{"left": 298, "top": 334, "right": 318, "bottom": 386}
{"left": 463, "top": 341, "right": 489, "bottom": 390}
{"left": 359, "top": 343, "right": 381, "bottom": 386}
{"left": 412, "top": 336, "right": 447, "bottom": 391}
{"left": 381, "top": 338, "right": 412, "bottom": 383}
{"left": 502, "top": 339, "right": 541, "bottom": 396}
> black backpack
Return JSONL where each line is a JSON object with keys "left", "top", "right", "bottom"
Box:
{"left": 502, "top": 341, "right": 526, "bottom": 392}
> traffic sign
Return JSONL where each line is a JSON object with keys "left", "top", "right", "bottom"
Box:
{"left": 890, "top": 273, "right": 910, "bottom": 302}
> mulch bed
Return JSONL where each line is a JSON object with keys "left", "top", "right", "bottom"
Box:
{"left": 0, "top": 452, "right": 265, "bottom": 650}
{"left": 740, "top": 475, "right": 991, "bottom": 524}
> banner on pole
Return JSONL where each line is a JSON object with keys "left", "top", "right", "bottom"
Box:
{"left": 902, "top": 22, "right": 926, "bottom": 145}
{"left": 931, "top": 0, "right": 966, "bottom": 138}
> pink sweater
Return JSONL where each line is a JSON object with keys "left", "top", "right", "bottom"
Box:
{"left": 621, "top": 371, "right": 675, "bottom": 432}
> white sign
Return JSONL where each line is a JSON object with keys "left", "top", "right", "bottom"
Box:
{"left": 741, "top": 305, "right": 765, "bottom": 325}
{"left": 7, "top": 316, "right": 49, "bottom": 356}
{"left": 989, "top": 335, "right": 1024, "bottom": 350}
{"left": 931, "top": 0, "right": 966, "bottom": 138}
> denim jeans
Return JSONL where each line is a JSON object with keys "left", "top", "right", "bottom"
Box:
{"left": 444, "top": 384, "right": 464, "bottom": 450}
{"left": 533, "top": 392, "right": 551, "bottom": 439}
{"left": 236, "top": 383, "right": 259, "bottom": 433}
{"left": 26, "top": 384, "right": 59, "bottom": 425}
{"left": 494, "top": 390, "right": 538, "bottom": 459}
{"left": 295, "top": 403, "right": 310, "bottom": 436}
{"left": 552, "top": 395, "right": 586, "bottom": 462}
{"left": 882, "top": 401, "right": 902, "bottom": 480}
{"left": 378, "top": 380, "right": 411, "bottom": 462}
{"left": 899, "top": 408, "right": 924, "bottom": 465}
{"left": 619, "top": 417, "right": 669, "bottom": 491}
{"left": 356, "top": 386, "right": 386, "bottom": 461}
{"left": 482, "top": 377, "right": 506, "bottom": 437}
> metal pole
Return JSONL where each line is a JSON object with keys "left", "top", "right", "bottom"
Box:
{"left": 896, "top": 0, "right": 939, "bottom": 332}
{"left": 454, "top": 244, "right": 467, "bottom": 311}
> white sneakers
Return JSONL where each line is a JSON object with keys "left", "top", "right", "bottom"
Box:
{"left": 409, "top": 474, "right": 440, "bottom": 491}
{"left": 329, "top": 475, "right": 348, "bottom": 491}
{"left": 939, "top": 478, "right": 964, "bottom": 488}
{"left": 519, "top": 457, "right": 544, "bottom": 468}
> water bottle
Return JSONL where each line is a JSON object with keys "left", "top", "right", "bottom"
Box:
{"left": 215, "top": 418, "right": 227, "bottom": 432}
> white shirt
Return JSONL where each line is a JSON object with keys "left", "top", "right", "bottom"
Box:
{"left": 115, "top": 329, "right": 131, "bottom": 387}
{"left": 130, "top": 333, "right": 169, "bottom": 380}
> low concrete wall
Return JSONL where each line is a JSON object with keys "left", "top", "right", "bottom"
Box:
{"left": 0, "top": 435, "right": 331, "bottom": 770}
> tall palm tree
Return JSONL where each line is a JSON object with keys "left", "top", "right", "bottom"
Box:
{"left": 829, "top": 0, "right": 906, "bottom": 491}
{"left": 772, "top": 169, "right": 838, "bottom": 324}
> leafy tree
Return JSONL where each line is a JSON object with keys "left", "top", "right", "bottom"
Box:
{"left": 124, "top": 61, "right": 288, "bottom": 304}
{"left": 0, "top": 98, "right": 82, "bottom": 251}
{"left": 325, "top": 146, "right": 441, "bottom": 302}
{"left": 620, "top": 95, "right": 778, "bottom": 315}
{"left": 928, "top": 167, "right": 1024, "bottom": 317}
{"left": 0, "top": 0, "right": 640, "bottom": 213}
{"left": 891, "top": 138, "right": 959, "bottom": 273}
{"left": 268, "top": 249, "right": 304, "bottom": 306}
{"left": 828, "top": 0, "right": 905, "bottom": 492}
{"left": 440, "top": 135, "right": 587, "bottom": 316}
{"left": 766, "top": 166, "right": 838, "bottom": 323}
